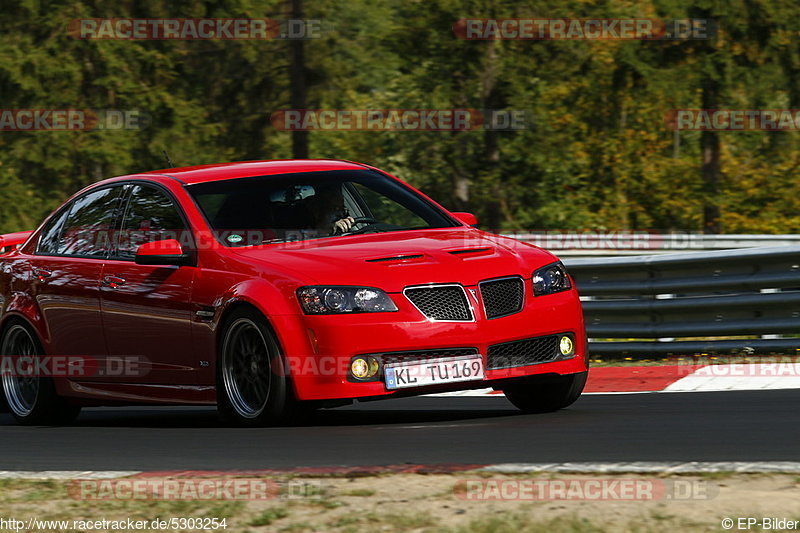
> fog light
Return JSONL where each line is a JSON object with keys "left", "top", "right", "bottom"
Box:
{"left": 351, "top": 358, "right": 369, "bottom": 379}
{"left": 559, "top": 336, "right": 574, "bottom": 356}
{"left": 367, "top": 357, "right": 380, "bottom": 378}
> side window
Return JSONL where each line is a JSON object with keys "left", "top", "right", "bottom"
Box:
{"left": 116, "top": 184, "right": 188, "bottom": 261}
{"left": 37, "top": 208, "right": 70, "bottom": 255}
{"left": 51, "top": 187, "right": 124, "bottom": 257}
{"left": 348, "top": 182, "right": 428, "bottom": 229}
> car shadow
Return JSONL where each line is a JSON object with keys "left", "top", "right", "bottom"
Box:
{"left": 0, "top": 399, "right": 523, "bottom": 429}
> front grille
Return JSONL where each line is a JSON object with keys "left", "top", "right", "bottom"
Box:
{"left": 486, "top": 335, "right": 559, "bottom": 369}
{"left": 404, "top": 285, "right": 472, "bottom": 321}
{"left": 480, "top": 277, "right": 524, "bottom": 319}
{"left": 374, "top": 348, "right": 479, "bottom": 366}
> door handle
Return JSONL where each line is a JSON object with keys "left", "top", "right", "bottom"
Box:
{"left": 103, "top": 275, "right": 126, "bottom": 288}
{"left": 33, "top": 268, "right": 52, "bottom": 281}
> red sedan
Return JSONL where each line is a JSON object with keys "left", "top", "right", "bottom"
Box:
{"left": 0, "top": 160, "right": 587, "bottom": 425}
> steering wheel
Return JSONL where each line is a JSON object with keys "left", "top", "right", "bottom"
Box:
{"left": 343, "top": 216, "right": 381, "bottom": 235}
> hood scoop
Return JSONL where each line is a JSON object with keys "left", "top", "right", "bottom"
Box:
{"left": 365, "top": 253, "right": 426, "bottom": 264}
{"left": 446, "top": 247, "right": 494, "bottom": 258}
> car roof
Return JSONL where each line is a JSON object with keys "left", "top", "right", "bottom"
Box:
{"left": 140, "top": 159, "right": 371, "bottom": 185}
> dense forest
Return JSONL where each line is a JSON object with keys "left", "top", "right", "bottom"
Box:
{"left": 1, "top": 0, "right": 799, "bottom": 234}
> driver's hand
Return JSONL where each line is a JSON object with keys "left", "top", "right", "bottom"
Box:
{"left": 332, "top": 216, "right": 355, "bottom": 234}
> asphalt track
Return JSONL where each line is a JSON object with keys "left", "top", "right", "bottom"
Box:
{"left": 0, "top": 390, "right": 798, "bottom": 471}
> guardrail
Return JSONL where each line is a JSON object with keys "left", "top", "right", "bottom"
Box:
{"left": 506, "top": 232, "right": 800, "bottom": 256}
{"left": 562, "top": 247, "right": 800, "bottom": 356}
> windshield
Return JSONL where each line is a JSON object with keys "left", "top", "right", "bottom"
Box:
{"left": 187, "top": 169, "right": 458, "bottom": 246}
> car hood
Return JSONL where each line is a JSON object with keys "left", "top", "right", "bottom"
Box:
{"left": 230, "top": 228, "right": 557, "bottom": 292}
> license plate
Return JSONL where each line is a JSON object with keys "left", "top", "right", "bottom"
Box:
{"left": 384, "top": 355, "right": 485, "bottom": 390}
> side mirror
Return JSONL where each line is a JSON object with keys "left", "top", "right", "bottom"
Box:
{"left": 0, "top": 230, "right": 33, "bottom": 255}
{"left": 452, "top": 212, "right": 478, "bottom": 227}
{"left": 135, "top": 239, "right": 192, "bottom": 266}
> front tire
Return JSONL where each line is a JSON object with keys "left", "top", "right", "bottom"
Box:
{"left": 1, "top": 321, "right": 81, "bottom": 425}
{"left": 216, "top": 308, "right": 291, "bottom": 426}
{"left": 503, "top": 371, "right": 587, "bottom": 413}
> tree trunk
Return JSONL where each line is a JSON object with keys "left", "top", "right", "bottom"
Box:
{"left": 289, "top": 0, "right": 309, "bottom": 158}
{"left": 482, "top": 39, "right": 503, "bottom": 232}
{"left": 450, "top": 69, "right": 470, "bottom": 211}
{"left": 701, "top": 75, "right": 721, "bottom": 234}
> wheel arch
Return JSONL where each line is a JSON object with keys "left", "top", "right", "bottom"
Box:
{"left": 216, "top": 299, "right": 281, "bottom": 348}
{"left": 0, "top": 311, "right": 47, "bottom": 351}
{"left": 214, "top": 298, "right": 306, "bottom": 401}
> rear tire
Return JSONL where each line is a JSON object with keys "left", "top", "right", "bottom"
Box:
{"left": 216, "top": 308, "right": 295, "bottom": 426}
{"left": 1, "top": 321, "right": 81, "bottom": 425}
{"left": 503, "top": 371, "right": 587, "bottom": 413}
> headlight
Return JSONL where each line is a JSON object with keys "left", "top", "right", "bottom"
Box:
{"left": 532, "top": 262, "right": 572, "bottom": 296}
{"left": 297, "top": 286, "right": 399, "bottom": 314}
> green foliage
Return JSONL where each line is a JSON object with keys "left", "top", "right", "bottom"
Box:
{"left": 1, "top": 0, "right": 799, "bottom": 233}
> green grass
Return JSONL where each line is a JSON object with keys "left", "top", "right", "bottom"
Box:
{"left": 0, "top": 480, "right": 63, "bottom": 502}
{"left": 452, "top": 515, "right": 609, "bottom": 533}
{"left": 331, "top": 516, "right": 362, "bottom": 527}
{"left": 364, "top": 511, "right": 438, "bottom": 531}
{"left": 278, "top": 522, "right": 315, "bottom": 532}
{"left": 249, "top": 507, "right": 290, "bottom": 527}
{"left": 342, "top": 489, "right": 376, "bottom": 497}
{"left": 310, "top": 499, "right": 345, "bottom": 509}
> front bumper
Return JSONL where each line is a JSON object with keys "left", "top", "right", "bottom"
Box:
{"left": 273, "top": 282, "right": 587, "bottom": 401}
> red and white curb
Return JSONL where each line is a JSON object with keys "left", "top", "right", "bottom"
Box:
{"left": 0, "top": 471, "right": 140, "bottom": 479}
{"left": 428, "top": 363, "right": 800, "bottom": 396}
{"left": 479, "top": 461, "right": 800, "bottom": 474}
{"left": 663, "top": 363, "right": 800, "bottom": 392}
{"left": 4, "top": 462, "right": 800, "bottom": 478}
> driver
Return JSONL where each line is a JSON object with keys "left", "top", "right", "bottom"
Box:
{"left": 306, "top": 184, "right": 355, "bottom": 235}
